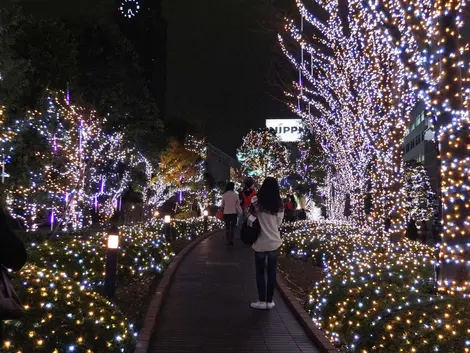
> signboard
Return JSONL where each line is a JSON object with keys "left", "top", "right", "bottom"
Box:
{"left": 265, "top": 119, "right": 303, "bottom": 142}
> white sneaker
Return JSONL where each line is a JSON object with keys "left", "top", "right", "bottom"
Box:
{"left": 250, "top": 301, "right": 267, "bottom": 310}
{"left": 267, "top": 302, "right": 275, "bottom": 309}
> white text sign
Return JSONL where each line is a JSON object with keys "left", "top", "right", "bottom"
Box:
{"left": 266, "top": 119, "right": 303, "bottom": 142}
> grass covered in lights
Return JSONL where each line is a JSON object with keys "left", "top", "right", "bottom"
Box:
{"left": 3, "top": 217, "right": 223, "bottom": 353}
{"left": 281, "top": 221, "right": 470, "bottom": 353}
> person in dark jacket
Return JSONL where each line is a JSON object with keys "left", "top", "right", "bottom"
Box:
{"left": 406, "top": 218, "right": 418, "bottom": 242}
{"left": 238, "top": 178, "right": 257, "bottom": 226}
{"left": 0, "top": 189, "right": 27, "bottom": 344}
{"left": 0, "top": 186, "right": 27, "bottom": 271}
{"left": 239, "top": 178, "right": 257, "bottom": 210}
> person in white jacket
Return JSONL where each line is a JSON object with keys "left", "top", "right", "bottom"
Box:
{"left": 249, "top": 177, "right": 284, "bottom": 310}
{"left": 221, "top": 182, "right": 242, "bottom": 245}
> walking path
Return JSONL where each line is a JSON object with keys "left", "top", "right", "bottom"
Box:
{"left": 149, "top": 230, "right": 321, "bottom": 353}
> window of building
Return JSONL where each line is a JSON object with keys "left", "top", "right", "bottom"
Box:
{"left": 406, "top": 144, "right": 409, "bottom": 152}
{"left": 410, "top": 141, "right": 415, "bottom": 149}
{"left": 416, "top": 135, "right": 420, "bottom": 145}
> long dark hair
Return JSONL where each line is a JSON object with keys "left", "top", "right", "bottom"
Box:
{"left": 225, "top": 182, "right": 235, "bottom": 192}
{"left": 257, "top": 177, "right": 283, "bottom": 215}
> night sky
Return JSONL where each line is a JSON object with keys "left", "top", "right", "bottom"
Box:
{"left": 162, "top": 0, "right": 297, "bottom": 156}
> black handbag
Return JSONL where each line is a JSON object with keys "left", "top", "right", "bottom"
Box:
{"left": 0, "top": 266, "right": 24, "bottom": 320}
{"left": 240, "top": 214, "right": 261, "bottom": 245}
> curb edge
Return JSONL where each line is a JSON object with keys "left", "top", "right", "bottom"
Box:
{"left": 134, "top": 229, "right": 220, "bottom": 353}
{"left": 276, "top": 274, "right": 340, "bottom": 353}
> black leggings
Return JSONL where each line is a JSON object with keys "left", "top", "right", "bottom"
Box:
{"left": 224, "top": 213, "right": 237, "bottom": 243}
{"left": 254, "top": 248, "right": 280, "bottom": 302}
{"left": 224, "top": 213, "right": 237, "bottom": 229}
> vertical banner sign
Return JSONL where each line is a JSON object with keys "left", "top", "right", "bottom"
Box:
{"left": 265, "top": 119, "right": 303, "bottom": 142}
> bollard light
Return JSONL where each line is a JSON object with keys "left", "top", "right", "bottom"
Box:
{"left": 164, "top": 215, "right": 172, "bottom": 241}
{"left": 107, "top": 234, "right": 119, "bottom": 249}
{"left": 203, "top": 210, "right": 208, "bottom": 232}
{"left": 104, "top": 226, "right": 119, "bottom": 299}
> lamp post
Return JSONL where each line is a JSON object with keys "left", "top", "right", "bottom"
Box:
{"left": 203, "top": 209, "right": 209, "bottom": 232}
{"left": 104, "top": 226, "right": 119, "bottom": 299}
{"left": 164, "top": 215, "right": 171, "bottom": 241}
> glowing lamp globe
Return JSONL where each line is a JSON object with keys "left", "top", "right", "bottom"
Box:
{"left": 203, "top": 210, "right": 209, "bottom": 217}
{"left": 164, "top": 215, "right": 171, "bottom": 224}
{"left": 107, "top": 235, "right": 119, "bottom": 249}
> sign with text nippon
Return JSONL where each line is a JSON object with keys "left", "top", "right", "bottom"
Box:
{"left": 265, "top": 119, "right": 303, "bottom": 142}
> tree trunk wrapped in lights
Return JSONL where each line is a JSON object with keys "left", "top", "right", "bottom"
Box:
{"left": 279, "top": 0, "right": 415, "bottom": 233}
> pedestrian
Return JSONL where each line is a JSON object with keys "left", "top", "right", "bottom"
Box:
{"left": 0, "top": 187, "right": 27, "bottom": 344}
{"left": 221, "top": 182, "right": 242, "bottom": 245}
{"left": 283, "top": 197, "right": 293, "bottom": 222}
{"left": 0, "top": 188, "right": 26, "bottom": 271}
{"left": 240, "top": 178, "right": 257, "bottom": 211}
{"left": 249, "top": 177, "right": 284, "bottom": 310}
{"left": 406, "top": 218, "right": 418, "bottom": 241}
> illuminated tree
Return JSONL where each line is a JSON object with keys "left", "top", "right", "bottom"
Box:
{"left": 282, "top": 0, "right": 470, "bottom": 293}
{"left": 360, "top": 0, "right": 470, "bottom": 293}
{"left": 237, "top": 128, "right": 292, "bottom": 184}
{"left": 0, "top": 91, "right": 160, "bottom": 231}
{"left": 158, "top": 139, "right": 200, "bottom": 188}
{"left": 279, "top": 0, "right": 415, "bottom": 229}
{"left": 402, "top": 161, "right": 435, "bottom": 223}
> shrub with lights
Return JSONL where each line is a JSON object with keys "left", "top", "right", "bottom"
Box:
{"left": 3, "top": 218, "right": 222, "bottom": 352}
{"left": 281, "top": 221, "right": 470, "bottom": 352}
{"left": 3, "top": 265, "right": 136, "bottom": 353}
{"left": 27, "top": 227, "right": 174, "bottom": 291}
{"left": 26, "top": 218, "right": 222, "bottom": 292}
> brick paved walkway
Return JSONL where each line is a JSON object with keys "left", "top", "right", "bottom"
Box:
{"left": 150, "top": 230, "right": 321, "bottom": 353}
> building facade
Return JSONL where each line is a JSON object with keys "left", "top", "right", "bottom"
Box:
{"left": 403, "top": 101, "right": 439, "bottom": 193}
{"left": 206, "top": 143, "right": 240, "bottom": 184}
{"left": 115, "top": 0, "right": 167, "bottom": 114}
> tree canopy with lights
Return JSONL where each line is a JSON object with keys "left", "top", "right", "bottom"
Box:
{"left": 237, "top": 128, "right": 292, "bottom": 185}
{"left": 0, "top": 91, "right": 167, "bottom": 231}
{"left": 279, "top": 0, "right": 415, "bottom": 229}
{"left": 402, "top": 161, "right": 436, "bottom": 223}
